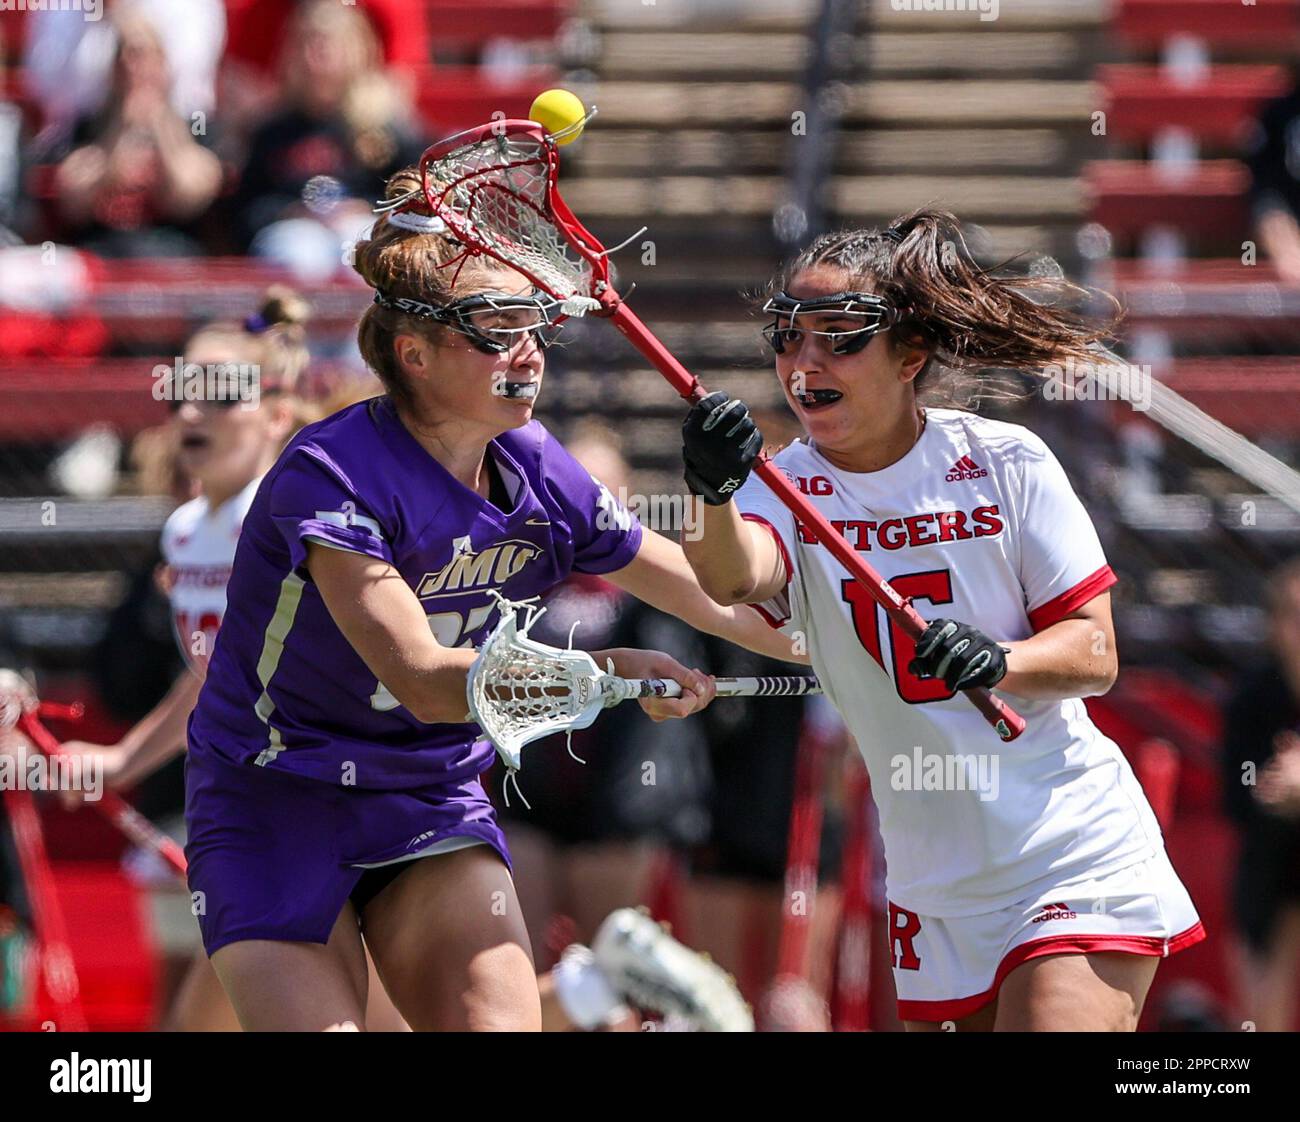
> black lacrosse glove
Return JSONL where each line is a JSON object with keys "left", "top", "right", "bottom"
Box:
{"left": 682, "top": 391, "right": 764, "bottom": 506}
{"left": 908, "top": 619, "right": 1009, "bottom": 691}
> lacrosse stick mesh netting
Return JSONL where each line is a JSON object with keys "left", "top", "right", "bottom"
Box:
{"left": 425, "top": 132, "right": 595, "bottom": 305}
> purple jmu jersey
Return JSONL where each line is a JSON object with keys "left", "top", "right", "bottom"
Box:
{"left": 187, "top": 396, "right": 642, "bottom": 789}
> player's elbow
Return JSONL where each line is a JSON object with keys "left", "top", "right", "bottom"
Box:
{"left": 409, "top": 696, "right": 473, "bottom": 725}
{"left": 1082, "top": 657, "right": 1119, "bottom": 698}
{"left": 406, "top": 698, "right": 448, "bottom": 724}
{"left": 700, "top": 575, "right": 757, "bottom": 607}
{"left": 389, "top": 673, "right": 468, "bottom": 726}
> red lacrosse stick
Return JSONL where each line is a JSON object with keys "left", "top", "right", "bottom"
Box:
{"left": 407, "top": 120, "right": 1024, "bottom": 742}
{"left": 758, "top": 711, "right": 834, "bottom": 1031}
{"left": 0, "top": 763, "right": 87, "bottom": 1030}
{"left": 17, "top": 704, "right": 188, "bottom": 879}
{"left": 832, "top": 759, "right": 874, "bottom": 1032}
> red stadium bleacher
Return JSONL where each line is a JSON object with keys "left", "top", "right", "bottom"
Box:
{"left": 1115, "top": 0, "right": 1300, "bottom": 49}
{"left": 1154, "top": 357, "right": 1300, "bottom": 438}
{"left": 1102, "top": 258, "right": 1300, "bottom": 341}
{"left": 1100, "top": 64, "right": 1291, "bottom": 143}
{"left": 0, "top": 863, "right": 158, "bottom": 1033}
{"left": 415, "top": 64, "right": 561, "bottom": 132}
{"left": 0, "top": 361, "right": 169, "bottom": 441}
{"left": 1087, "top": 159, "right": 1250, "bottom": 240}
{"left": 425, "top": 0, "right": 571, "bottom": 45}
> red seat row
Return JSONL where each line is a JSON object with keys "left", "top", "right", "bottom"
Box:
{"left": 1099, "top": 64, "right": 1291, "bottom": 144}
{"left": 1115, "top": 0, "right": 1300, "bottom": 48}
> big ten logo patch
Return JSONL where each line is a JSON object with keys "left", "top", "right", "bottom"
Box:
{"left": 794, "top": 475, "right": 834, "bottom": 496}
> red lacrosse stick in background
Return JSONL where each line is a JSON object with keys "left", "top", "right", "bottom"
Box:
{"left": 398, "top": 119, "right": 1025, "bottom": 742}
{"left": 14, "top": 702, "right": 188, "bottom": 880}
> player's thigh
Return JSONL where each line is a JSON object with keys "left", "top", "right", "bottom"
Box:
{"left": 994, "top": 951, "right": 1159, "bottom": 1031}
{"left": 209, "top": 903, "right": 370, "bottom": 1031}
{"left": 360, "top": 845, "right": 540, "bottom": 1031}
{"left": 561, "top": 840, "right": 662, "bottom": 940}
{"left": 682, "top": 874, "right": 782, "bottom": 1001}
{"left": 1234, "top": 904, "right": 1300, "bottom": 1031}
{"left": 499, "top": 821, "right": 563, "bottom": 968}
{"left": 362, "top": 944, "right": 411, "bottom": 1032}
{"left": 165, "top": 948, "right": 242, "bottom": 1032}
{"left": 904, "top": 1000, "right": 998, "bottom": 1033}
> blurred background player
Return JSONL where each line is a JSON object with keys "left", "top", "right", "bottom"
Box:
{"left": 681, "top": 410, "right": 845, "bottom": 1017}
{"left": 494, "top": 422, "right": 713, "bottom": 973}
{"left": 1222, "top": 557, "right": 1300, "bottom": 1031}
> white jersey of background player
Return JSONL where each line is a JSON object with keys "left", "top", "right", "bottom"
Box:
{"left": 682, "top": 213, "right": 1203, "bottom": 1031}
{"left": 161, "top": 476, "right": 260, "bottom": 672}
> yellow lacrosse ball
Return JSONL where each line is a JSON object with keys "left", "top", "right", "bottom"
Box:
{"left": 529, "top": 89, "right": 586, "bottom": 145}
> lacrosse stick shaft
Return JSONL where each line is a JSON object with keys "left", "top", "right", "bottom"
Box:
{"left": 833, "top": 759, "right": 874, "bottom": 1032}
{"left": 776, "top": 715, "right": 831, "bottom": 978}
{"left": 626, "top": 675, "right": 822, "bottom": 700}
{"left": 18, "top": 711, "right": 188, "bottom": 879}
{"left": 608, "top": 302, "right": 1025, "bottom": 742}
{"left": 1087, "top": 343, "right": 1300, "bottom": 515}
{"left": 1, "top": 784, "right": 87, "bottom": 1029}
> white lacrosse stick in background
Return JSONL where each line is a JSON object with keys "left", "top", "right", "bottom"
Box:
{"left": 466, "top": 595, "right": 821, "bottom": 781}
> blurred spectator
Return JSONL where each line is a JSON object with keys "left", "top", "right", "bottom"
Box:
{"left": 49, "top": 8, "right": 222, "bottom": 257}
{"left": 1246, "top": 57, "right": 1300, "bottom": 283}
{"left": 230, "top": 0, "right": 424, "bottom": 279}
{"left": 222, "top": 0, "right": 428, "bottom": 127}
{"left": 0, "top": 244, "right": 109, "bottom": 359}
{"left": 23, "top": 0, "right": 225, "bottom": 142}
{"left": 1221, "top": 556, "right": 1300, "bottom": 1031}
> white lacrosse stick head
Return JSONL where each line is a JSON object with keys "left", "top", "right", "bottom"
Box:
{"left": 467, "top": 596, "right": 613, "bottom": 772}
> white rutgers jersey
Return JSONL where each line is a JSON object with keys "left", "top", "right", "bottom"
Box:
{"left": 160, "top": 476, "right": 261, "bottom": 673}
{"left": 735, "top": 408, "right": 1162, "bottom": 917}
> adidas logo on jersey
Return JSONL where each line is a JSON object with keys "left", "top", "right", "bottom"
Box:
{"left": 945, "top": 455, "right": 987, "bottom": 482}
{"left": 1031, "top": 901, "right": 1078, "bottom": 923}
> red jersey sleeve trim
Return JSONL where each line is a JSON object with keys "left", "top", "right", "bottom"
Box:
{"left": 1027, "top": 564, "right": 1117, "bottom": 633}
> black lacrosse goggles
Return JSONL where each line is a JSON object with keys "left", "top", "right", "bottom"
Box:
{"left": 761, "top": 291, "right": 897, "bottom": 357}
{"left": 373, "top": 289, "right": 564, "bottom": 355}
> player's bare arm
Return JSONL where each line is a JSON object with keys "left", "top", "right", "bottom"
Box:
{"left": 997, "top": 593, "right": 1118, "bottom": 701}
{"left": 58, "top": 668, "right": 202, "bottom": 799}
{"left": 307, "top": 541, "right": 479, "bottom": 724}
{"left": 307, "top": 541, "right": 715, "bottom": 724}
{"left": 608, "top": 522, "right": 801, "bottom": 663}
